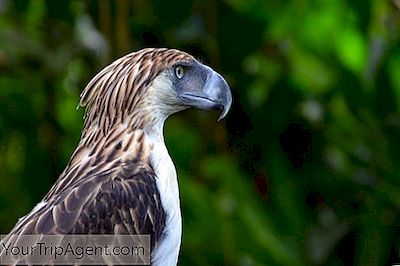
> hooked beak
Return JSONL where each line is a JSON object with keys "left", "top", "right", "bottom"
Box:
{"left": 180, "top": 71, "right": 232, "bottom": 121}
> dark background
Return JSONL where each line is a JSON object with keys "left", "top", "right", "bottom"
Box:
{"left": 1, "top": 0, "right": 400, "bottom": 265}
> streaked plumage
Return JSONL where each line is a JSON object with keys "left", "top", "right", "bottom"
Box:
{"left": 3, "top": 48, "right": 232, "bottom": 265}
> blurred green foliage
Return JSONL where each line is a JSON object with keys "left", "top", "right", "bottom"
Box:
{"left": 1, "top": 0, "right": 400, "bottom": 265}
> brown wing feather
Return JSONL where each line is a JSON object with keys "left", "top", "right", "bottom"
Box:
{"left": 7, "top": 162, "right": 166, "bottom": 251}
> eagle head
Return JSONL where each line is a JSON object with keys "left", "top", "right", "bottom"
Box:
{"left": 80, "top": 48, "right": 232, "bottom": 136}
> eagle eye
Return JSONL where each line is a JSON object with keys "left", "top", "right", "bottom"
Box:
{"left": 174, "top": 65, "right": 184, "bottom": 79}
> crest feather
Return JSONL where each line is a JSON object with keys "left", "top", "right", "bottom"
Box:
{"left": 79, "top": 48, "right": 194, "bottom": 136}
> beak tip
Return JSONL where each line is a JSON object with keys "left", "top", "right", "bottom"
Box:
{"left": 217, "top": 95, "right": 232, "bottom": 122}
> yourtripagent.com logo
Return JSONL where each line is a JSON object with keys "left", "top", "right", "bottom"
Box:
{"left": 0, "top": 235, "right": 150, "bottom": 265}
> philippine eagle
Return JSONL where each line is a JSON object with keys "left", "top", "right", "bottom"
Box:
{"left": 2, "top": 48, "right": 232, "bottom": 265}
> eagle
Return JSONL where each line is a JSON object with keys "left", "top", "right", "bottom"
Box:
{"left": 2, "top": 48, "right": 232, "bottom": 265}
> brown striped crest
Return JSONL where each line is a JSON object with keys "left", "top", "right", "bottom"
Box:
{"left": 79, "top": 48, "right": 194, "bottom": 137}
